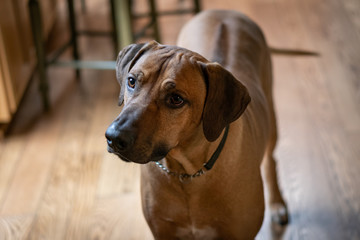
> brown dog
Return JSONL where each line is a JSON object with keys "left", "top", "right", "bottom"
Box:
{"left": 105, "top": 10, "right": 288, "bottom": 239}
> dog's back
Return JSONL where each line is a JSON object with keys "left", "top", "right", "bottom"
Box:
{"left": 177, "top": 10, "right": 273, "bottom": 107}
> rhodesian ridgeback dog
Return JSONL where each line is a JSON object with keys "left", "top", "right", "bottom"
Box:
{"left": 106, "top": 10, "right": 288, "bottom": 239}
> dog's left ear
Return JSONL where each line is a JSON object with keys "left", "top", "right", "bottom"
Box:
{"left": 116, "top": 41, "right": 160, "bottom": 105}
{"left": 116, "top": 43, "right": 145, "bottom": 105}
{"left": 200, "top": 62, "right": 251, "bottom": 142}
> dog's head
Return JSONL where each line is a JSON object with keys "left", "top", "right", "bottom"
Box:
{"left": 105, "top": 41, "right": 250, "bottom": 164}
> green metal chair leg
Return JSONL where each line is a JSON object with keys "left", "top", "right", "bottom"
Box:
{"left": 113, "top": 0, "right": 134, "bottom": 49}
{"left": 81, "top": 0, "right": 87, "bottom": 13}
{"left": 194, "top": 0, "right": 201, "bottom": 13}
{"left": 28, "top": 0, "right": 50, "bottom": 111}
{"left": 148, "top": 0, "right": 161, "bottom": 43}
{"left": 67, "top": 0, "right": 81, "bottom": 80}
{"left": 110, "top": 0, "right": 119, "bottom": 54}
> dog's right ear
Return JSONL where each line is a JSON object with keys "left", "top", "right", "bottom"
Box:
{"left": 116, "top": 43, "right": 145, "bottom": 105}
{"left": 199, "top": 62, "right": 251, "bottom": 142}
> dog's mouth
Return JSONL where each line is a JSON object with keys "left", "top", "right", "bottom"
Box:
{"left": 107, "top": 146, "right": 131, "bottom": 162}
{"left": 107, "top": 143, "right": 169, "bottom": 164}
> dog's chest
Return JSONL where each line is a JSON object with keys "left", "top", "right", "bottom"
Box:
{"left": 175, "top": 225, "right": 218, "bottom": 240}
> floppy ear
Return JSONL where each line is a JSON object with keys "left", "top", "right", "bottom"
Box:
{"left": 200, "top": 62, "right": 251, "bottom": 142}
{"left": 115, "top": 43, "right": 146, "bottom": 105}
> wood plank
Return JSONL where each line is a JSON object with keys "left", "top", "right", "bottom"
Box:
{"left": 0, "top": 215, "right": 33, "bottom": 240}
{"left": 87, "top": 195, "right": 153, "bottom": 240}
{"left": 0, "top": 63, "right": 76, "bottom": 233}
{"left": 27, "top": 69, "right": 109, "bottom": 239}
{"left": 0, "top": 27, "right": 16, "bottom": 113}
{"left": 0, "top": 136, "right": 27, "bottom": 210}
{"left": 0, "top": 113, "right": 63, "bottom": 216}
{"left": 298, "top": 0, "right": 360, "bottom": 131}
{"left": 0, "top": 65, "right": 11, "bottom": 122}
{"left": 341, "top": 0, "right": 360, "bottom": 44}
{"left": 247, "top": 1, "right": 360, "bottom": 239}
{"left": 272, "top": 1, "right": 360, "bottom": 239}
{"left": 288, "top": 1, "right": 360, "bottom": 236}
{"left": 96, "top": 155, "right": 141, "bottom": 198}
{"left": 62, "top": 69, "right": 116, "bottom": 239}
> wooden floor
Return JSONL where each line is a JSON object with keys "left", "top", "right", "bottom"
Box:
{"left": 1, "top": 0, "right": 360, "bottom": 239}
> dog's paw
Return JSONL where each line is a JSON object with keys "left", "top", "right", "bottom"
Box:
{"left": 270, "top": 203, "right": 289, "bottom": 226}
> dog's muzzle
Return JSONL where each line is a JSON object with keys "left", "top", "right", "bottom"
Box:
{"left": 105, "top": 122, "right": 135, "bottom": 162}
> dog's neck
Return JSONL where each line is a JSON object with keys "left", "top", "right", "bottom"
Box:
{"left": 164, "top": 127, "right": 226, "bottom": 175}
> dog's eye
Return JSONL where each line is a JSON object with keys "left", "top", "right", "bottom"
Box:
{"left": 167, "top": 94, "right": 185, "bottom": 108}
{"left": 128, "top": 77, "right": 136, "bottom": 88}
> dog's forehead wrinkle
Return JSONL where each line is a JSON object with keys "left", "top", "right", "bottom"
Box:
{"left": 158, "top": 56, "right": 173, "bottom": 80}
{"left": 137, "top": 47, "right": 203, "bottom": 82}
{"left": 163, "top": 80, "right": 176, "bottom": 90}
{"left": 133, "top": 52, "right": 174, "bottom": 82}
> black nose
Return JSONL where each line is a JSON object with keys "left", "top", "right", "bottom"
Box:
{"left": 105, "top": 125, "right": 135, "bottom": 152}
